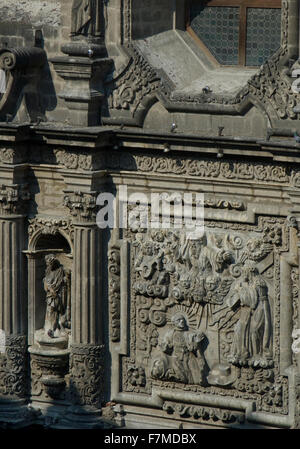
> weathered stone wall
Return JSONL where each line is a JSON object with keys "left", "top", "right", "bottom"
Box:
{"left": 0, "top": 0, "right": 299, "bottom": 431}
{"left": 131, "top": 0, "right": 173, "bottom": 40}
{"left": 0, "top": 0, "right": 74, "bottom": 123}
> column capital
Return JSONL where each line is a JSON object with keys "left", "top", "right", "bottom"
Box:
{"left": 0, "top": 184, "right": 30, "bottom": 217}
{"left": 64, "top": 190, "right": 99, "bottom": 225}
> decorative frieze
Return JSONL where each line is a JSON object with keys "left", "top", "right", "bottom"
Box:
{"left": 54, "top": 149, "right": 105, "bottom": 172}
{"left": 162, "top": 401, "right": 245, "bottom": 425}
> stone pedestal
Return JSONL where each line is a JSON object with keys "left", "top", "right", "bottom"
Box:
{"left": 51, "top": 49, "right": 113, "bottom": 127}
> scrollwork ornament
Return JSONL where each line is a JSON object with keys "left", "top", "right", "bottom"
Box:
{"left": 69, "top": 344, "right": 105, "bottom": 409}
{"left": 108, "top": 247, "right": 121, "bottom": 342}
{"left": 0, "top": 335, "right": 27, "bottom": 398}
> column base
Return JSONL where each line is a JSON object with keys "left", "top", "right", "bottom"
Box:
{"left": 0, "top": 399, "right": 38, "bottom": 429}
{"left": 54, "top": 405, "right": 115, "bottom": 429}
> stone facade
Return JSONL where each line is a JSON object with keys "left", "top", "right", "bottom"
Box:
{"left": 0, "top": 0, "right": 299, "bottom": 429}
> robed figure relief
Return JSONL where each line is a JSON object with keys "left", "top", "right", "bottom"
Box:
{"left": 151, "top": 313, "right": 206, "bottom": 385}
{"left": 43, "top": 254, "right": 71, "bottom": 338}
{"left": 226, "top": 261, "right": 272, "bottom": 367}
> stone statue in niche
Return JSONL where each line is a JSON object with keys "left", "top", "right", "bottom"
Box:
{"left": 226, "top": 261, "right": 272, "bottom": 368}
{"left": 151, "top": 312, "right": 206, "bottom": 385}
{"left": 71, "top": 0, "right": 92, "bottom": 36}
{"left": 43, "top": 254, "right": 71, "bottom": 338}
{"left": 70, "top": 0, "right": 103, "bottom": 38}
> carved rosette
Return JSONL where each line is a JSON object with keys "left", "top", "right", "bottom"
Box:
{"left": 64, "top": 191, "right": 99, "bottom": 224}
{"left": 108, "top": 247, "right": 121, "bottom": 342}
{"left": 0, "top": 184, "right": 30, "bottom": 216}
{"left": 0, "top": 336, "right": 28, "bottom": 399}
{"left": 69, "top": 344, "right": 105, "bottom": 409}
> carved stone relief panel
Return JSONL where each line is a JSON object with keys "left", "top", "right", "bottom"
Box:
{"left": 111, "top": 216, "right": 292, "bottom": 423}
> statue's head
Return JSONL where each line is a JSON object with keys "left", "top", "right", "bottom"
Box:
{"left": 143, "top": 242, "right": 154, "bottom": 256}
{"left": 171, "top": 312, "right": 187, "bottom": 330}
{"left": 189, "top": 234, "right": 206, "bottom": 257}
{"left": 151, "top": 358, "right": 166, "bottom": 379}
{"left": 243, "top": 260, "right": 258, "bottom": 280}
{"left": 45, "top": 254, "right": 57, "bottom": 269}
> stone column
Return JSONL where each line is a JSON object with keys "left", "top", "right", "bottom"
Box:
{"left": 0, "top": 184, "right": 32, "bottom": 427}
{"left": 62, "top": 191, "right": 109, "bottom": 429}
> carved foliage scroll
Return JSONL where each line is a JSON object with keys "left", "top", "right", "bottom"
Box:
{"left": 108, "top": 246, "right": 121, "bottom": 342}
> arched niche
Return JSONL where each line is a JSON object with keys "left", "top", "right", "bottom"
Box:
{"left": 24, "top": 230, "right": 73, "bottom": 346}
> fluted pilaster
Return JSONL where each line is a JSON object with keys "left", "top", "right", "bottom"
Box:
{"left": 73, "top": 224, "right": 102, "bottom": 344}
{"left": 0, "top": 218, "right": 26, "bottom": 335}
{"left": 64, "top": 190, "right": 105, "bottom": 414}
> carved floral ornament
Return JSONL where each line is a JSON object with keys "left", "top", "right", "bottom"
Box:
{"left": 106, "top": 150, "right": 300, "bottom": 189}
{"left": 115, "top": 217, "right": 290, "bottom": 416}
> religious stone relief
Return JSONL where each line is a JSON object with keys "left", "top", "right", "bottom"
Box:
{"left": 114, "top": 216, "right": 290, "bottom": 418}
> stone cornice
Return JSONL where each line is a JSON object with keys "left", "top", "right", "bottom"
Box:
{"left": 2, "top": 123, "right": 300, "bottom": 166}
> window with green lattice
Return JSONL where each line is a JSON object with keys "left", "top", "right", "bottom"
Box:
{"left": 186, "top": 0, "right": 282, "bottom": 67}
